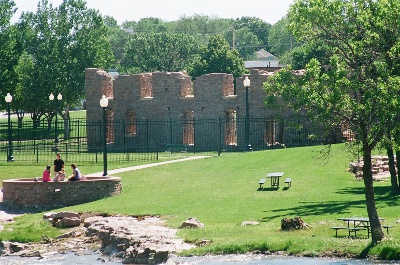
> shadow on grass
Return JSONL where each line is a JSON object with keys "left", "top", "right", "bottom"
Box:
{"left": 260, "top": 185, "right": 400, "bottom": 222}
{"left": 258, "top": 187, "right": 280, "bottom": 192}
{"left": 259, "top": 199, "right": 367, "bottom": 222}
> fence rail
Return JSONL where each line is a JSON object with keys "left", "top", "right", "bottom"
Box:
{"left": 0, "top": 114, "right": 349, "bottom": 163}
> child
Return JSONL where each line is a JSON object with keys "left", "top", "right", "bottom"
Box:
{"left": 53, "top": 168, "right": 65, "bottom": 182}
{"left": 42, "top": 165, "right": 52, "bottom": 182}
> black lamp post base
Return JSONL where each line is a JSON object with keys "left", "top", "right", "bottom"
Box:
{"left": 245, "top": 144, "right": 253, "bottom": 151}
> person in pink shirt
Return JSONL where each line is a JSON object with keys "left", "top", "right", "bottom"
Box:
{"left": 42, "top": 165, "right": 52, "bottom": 182}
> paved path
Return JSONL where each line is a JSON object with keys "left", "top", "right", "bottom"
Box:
{"left": 85, "top": 156, "right": 210, "bottom": 177}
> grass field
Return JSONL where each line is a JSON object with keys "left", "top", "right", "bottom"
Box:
{"left": 1, "top": 143, "right": 400, "bottom": 259}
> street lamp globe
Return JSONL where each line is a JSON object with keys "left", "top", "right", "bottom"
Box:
{"left": 49, "top": 93, "right": 54, "bottom": 101}
{"left": 57, "top": 93, "right": 62, "bottom": 101}
{"left": 5, "top": 93, "right": 12, "bottom": 103}
{"left": 100, "top": 95, "right": 109, "bottom": 108}
{"left": 243, "top": 76, "right": 251, "bottom": 88}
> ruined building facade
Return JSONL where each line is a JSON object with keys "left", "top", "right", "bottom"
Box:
{"left": 85, "top": 69, "right": 294, "bottom": 152}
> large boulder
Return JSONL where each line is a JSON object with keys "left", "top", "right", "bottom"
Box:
{"left": 180, "top": 217, "right": 204, "bottom": 229}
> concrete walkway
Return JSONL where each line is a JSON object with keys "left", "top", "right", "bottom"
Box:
{"left": 85, "top": 156, "right": 211, "bottom": 177}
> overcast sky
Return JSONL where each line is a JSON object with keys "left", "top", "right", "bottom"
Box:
{"left": 12, "top": 0, "right": 293, "bottom": 25}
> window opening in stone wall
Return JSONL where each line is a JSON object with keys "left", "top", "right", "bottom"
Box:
{"left": 225, "top": 110, "right": 237, "bottom": 146}
{"left": 140, "top": 77, "right": 153, "bottom": 98}
{"left": 264, "top": 119, "right": 284, "bottom": 146}
{"left": 106, "top": 109, "right": 114, "bottom": 143}
{"left": 126, "top": 109, "right": 137, "bottom": 135}
{"left": 183, "top": 110, "right": 194, "bottom": 145}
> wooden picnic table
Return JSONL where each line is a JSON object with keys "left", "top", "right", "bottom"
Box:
{"left": 266, "top": 172, "right": 284, "bottom": 188}
{"left": 334, "top": 217, "right": 387, "bottom": 238}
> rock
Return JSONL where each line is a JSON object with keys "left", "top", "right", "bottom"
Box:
{"left": 195, "top": 239, "right": 211, "bottom": 246}
{"left": 43, "top": 212, "right": 57, "bottom": 220}
{"left": 6, "top": 242, "right": 25, "bottom": 253}
{"left": 180, "top": 217, "right": 204, "bottom": 229}
{"left": 53, "top": 211, "right": 81, "bottom": 220}
{"left": 241, "top": 221, "right": 259, "bottom": 226}
{"left": 281, "top": 217, "right": 308, "bottom": 231}
{"left": 54, "top": 217, "right": 81, "bottom": 228}
{"left": 56, "top": 230, "right": 82, "bottom": 239}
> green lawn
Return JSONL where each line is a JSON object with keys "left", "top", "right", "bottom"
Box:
{"left": 1, "top": 144, "right": 400, "bottom": 259}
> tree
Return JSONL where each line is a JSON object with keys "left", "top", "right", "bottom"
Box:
{"left": 18, "top": 0, "right": 113, "bottom": 125}
{"left": 104, "top": 16, "right": 128, "bottom": 68}
{"left": 233, "top": 16, "right": 271, "bottom": 49}
{"left": 268, "top": 17, "right": 293, "bottom": 57}
{"left": 264, "top": 0, "right": 400, "bottom": 244}
{"left": 122, "top": 32, "right": 200, "bottom": 73}
{"left": 290, "top": 40, "right": 332, "bottom": 70}
{"left": 0, "top": 0, "right": 20, "bottom": 110}
{"left": 188, "top": 35, "right": 246, "bottom": 79}
{"left": 224, "top": 27, "right": 262, "bottom": 60}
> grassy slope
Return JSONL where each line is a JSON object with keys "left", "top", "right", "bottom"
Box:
{"left": 2, "top": 144, "right": 400, "bottom": 258}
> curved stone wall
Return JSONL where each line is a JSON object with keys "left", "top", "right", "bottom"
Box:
{"left": 2, "top": 176, "right": 122, "bottom": 211}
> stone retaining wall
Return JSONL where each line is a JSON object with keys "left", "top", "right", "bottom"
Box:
{"left": 2, "top": 177, "right": 122, "bottom": 211}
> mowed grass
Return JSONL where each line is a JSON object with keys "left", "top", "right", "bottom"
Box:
{"left": 2, "top": 144, "right": 400, "bottom": 259}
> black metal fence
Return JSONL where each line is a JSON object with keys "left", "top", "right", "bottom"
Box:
{"left": 0, "top": 114, "right": 347, "bottom": 163}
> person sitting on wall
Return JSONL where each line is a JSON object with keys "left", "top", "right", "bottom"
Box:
{"left": 42, "top": 165, "right": 52, "bottom": 182}
{"left": 53, "top": 153, "right": 65, "bottom": 179}
{"left": 68, "top": 164, "right": 81, "bottom": 181}
{"left": 53, "top": 168, "right": 65, "bottom": 182}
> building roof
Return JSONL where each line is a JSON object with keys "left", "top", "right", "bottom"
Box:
{"left": 255, "top": 48, "right": 277, "bottom": 61}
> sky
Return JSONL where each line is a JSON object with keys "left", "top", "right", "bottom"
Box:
{"left": 12, "top": 0, "right": 294, "bottom": 25}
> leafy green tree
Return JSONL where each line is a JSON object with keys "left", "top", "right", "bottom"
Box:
{"left": 0, "top": 0, "right": 20, "bottom": 110}
{"left": 170, "top": 15, "right": 231, "bottom": 45}
{"left": 188, "top": 35, "right": 245, "bottom": 78}
{"left": 224, "top": 27, "right": 262, "bottom": 60}
{"left": 188, "top": 35, "right": 246, "bottom": 79}
{"left": 233, "top": 16, "right": 271, "bottom": 48}
{"left": 290, "top": 40, "right": 332, "bottom": 70}
{"left": 104, "top": 16, "right": 127, "bottom": 68}
{"left": 18, "top": 0, "right": 113, "bottom": 125}
{"left": 264, "top": 0, "right": 400, "bottom": 244}
{"left": 268, "top": 17, "right": 297, "bottom": 57}
{"left": 122, "top": 32, "right": 200, "bottom": 73}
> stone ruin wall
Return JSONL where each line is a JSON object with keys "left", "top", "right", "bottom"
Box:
{"left": 85, "top": 68, "right": 289, "bottom": 148}
{"left": 85, "top": 68, "right": 279, "bottom": 123}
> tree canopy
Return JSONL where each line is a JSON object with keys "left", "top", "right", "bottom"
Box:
{"left": 0, "top": 0, "right": 20, "bottom": 110}
{"left": 188, "top": 35, "right": 246, "bottom": 79}
{"left": 17, "top": 0, "right": 113, "bottom": 122}
{"left": 122, "top": 32, "right": 201, "bottom": 73}
{"left": 264, "top": 0, "right": 400, "bottom": 244}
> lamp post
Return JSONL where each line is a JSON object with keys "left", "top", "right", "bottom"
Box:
{"left": 243, "top": 76, "right": 252, "bottom": 151}
{"left": 5, "top": 93, "right": 14, "bottom": 162}
{"left": 100, "top": 95, "right": 108, "bottom": 176}
{"left": 49, "top": 93, "right": 62, "bottom": 143}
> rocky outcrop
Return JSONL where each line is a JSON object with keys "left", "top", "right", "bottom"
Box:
{"left": 1, "top": 213, "right": 195, "bottom": 264}
{"left": 349, "top": 156, "right": 393, "bottom": 180}
{"left": 85, "top": 216, "right": 195, "bottom": 264}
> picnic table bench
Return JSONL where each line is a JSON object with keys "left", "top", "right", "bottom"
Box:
{"left": 284, "top": 177, "right": 291, "bottom": 187}
{"left": 259, "top": 178, "right": 266, "bottom": 189}
{"left": 330, "top": 226, "right": 367, "bottom": 237}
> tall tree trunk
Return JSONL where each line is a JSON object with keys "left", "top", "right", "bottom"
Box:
{"left": 362, "top": 145, "right": 384, "bottom": 243}
{"left": 396, "top": 150, "right": 400, "bottom": 192}
{"left": 386, "top": 144, "right": 399, "bottom": 195}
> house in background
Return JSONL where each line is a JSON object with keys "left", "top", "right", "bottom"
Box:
{"left": 244, "top": 48, "right": 283, "bottom": 71}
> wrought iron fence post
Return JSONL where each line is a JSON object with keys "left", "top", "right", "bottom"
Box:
{"left": 218, "top": 117, "right": 222, "bottom": 156}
